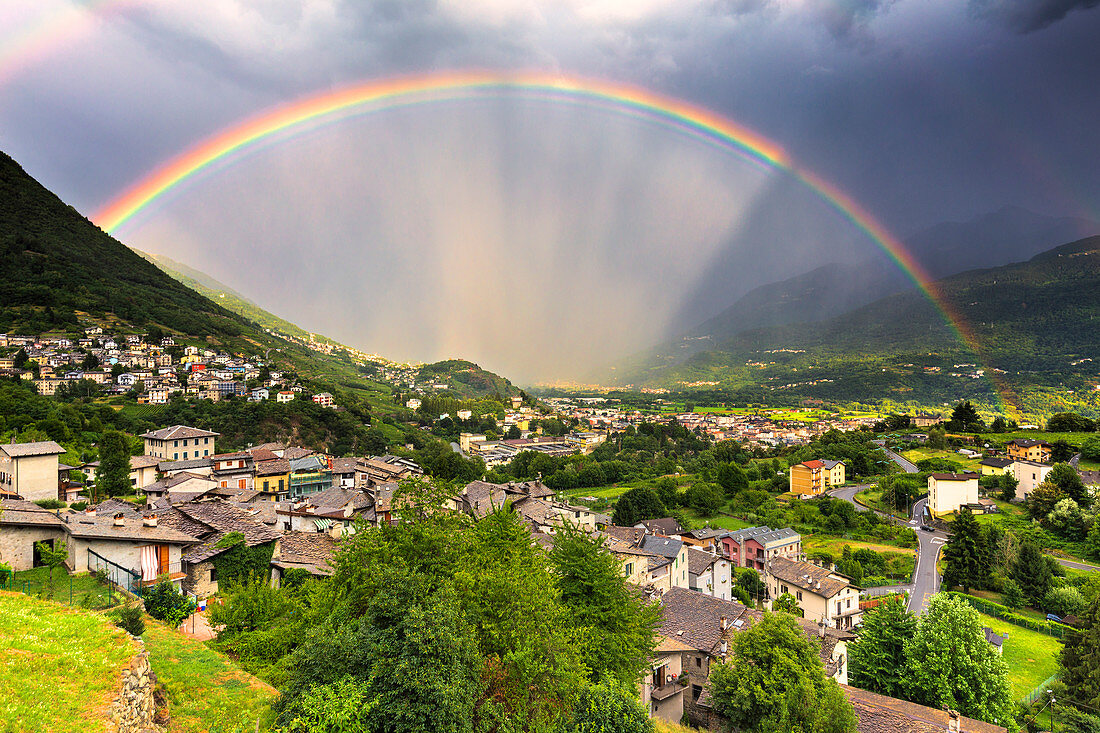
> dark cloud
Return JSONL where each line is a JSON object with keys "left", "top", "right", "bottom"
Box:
{"left": 971, "top": 0, "right": 1100, "bottom": 32}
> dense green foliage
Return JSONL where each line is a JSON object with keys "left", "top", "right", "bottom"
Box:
{"left": 1061, "top": 594, "right": 1100, "bottom": 714}
{"left": 97, "top": 429, "right": 132, "bottom": 499}
{"left": 211, "top": 533, "right": 276, "bottom": 588}
{"left": 905, "top": 595, "right": 1016, "bottom": 729}
{"left": 847, "top": 596, "right": 916, "bottom": 698}
{"left": 707, "top": 612, "right": 857, "bottom": 733}
{"left": 209, "top": 479, "right": 659, "bottom": 733}
{"left": 143, "top": 578, "right": 197, "bottom": 627}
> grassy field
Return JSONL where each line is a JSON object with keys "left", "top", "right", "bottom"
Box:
{"left": 855, "top": 486, "right": 909, "bottom": 519}
{"left": 142, "top": 619, "right": 277, "bottom": 733}
{"left": 0, "top": 591, "right": 137, "bottom": 733}
{"left": 654, "top": 719, "right": 697, "bottom": 733}
{"left": 901, "top": 447, "right": 983, "bottom": 473}
{"left": 975, "top": 611, "right": 1062, "bottom": 701}
{"left": 9, "top": 567, "right": 122, "bottom": 610}
{"left": 681, "top": 509, "right": 752, "bottom": 531}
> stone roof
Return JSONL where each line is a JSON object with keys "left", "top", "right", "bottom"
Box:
{"left": 62, "top": 512, "right": 197, "bottom": 544}
{"left": 929, "top": 472, "right": 980, "bottom": 481}
{"left": 255, "top": 458, "right": 291, "bottom": 477}
{"left": 0, "top": 440, "right": 66, "bottom": 458}
{"left": 140, "top": 425, "right": 219, "bottom": 440}
{"left": 276, "top": 531, "right": 337, "bottom": 572}
{"left": 300, "top": 487, "right": 372, "bottom": 513}
{"left": 979, "top": 457, "right": 1014, "bottom": 468}
{"left": 603, "top": 525, "right": 646, "bottom": 545}
{"left": 158, "top": 457, "right": 212, "bottom": 473}
{"left": 1008, "top": 439, "right": 1050, "bottom": 448}
{"left": 842, "top": 685, "right": 1006, "bottom": 733}
{"left": 636, "top": 518, "right": 682, "bottom": 536}
{"left": 173, "top": 500, "right": 281, "bottom": 563}
{"left": 283, "top": 446, "right": 315, "bottom": 461}
{"left": 91, "top": 498, "right": 143, "bottom": 518}
{"left": 768, "top": 556, "right": 856, "bottom": 598}
{"left": 0, "top": 499, "right": 64, "bottom": 527}
{"left": 129, "top": 455, "right": 161, "bottom": 469}
{"left": 640, "top": 534, "right": 683, "bottom": 560}
{"left": 723, "top": 526, "right": 800, "bottom": 547}
{"left": 658, "top": 586, "right": 760, "bottom": 655}
{"left": 461, "top": 481, "right": 511, "bottom": 518}
{"left": 687, "top": 547, "right": 719, "bottom": 576}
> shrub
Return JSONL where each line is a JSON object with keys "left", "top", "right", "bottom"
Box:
{"left": 34, "top": 499, "right": 65, "bottom": 509}
{"left": 115, "top": 603, "right": 146, "bottom": 637}
{"left": 94, "top": 568, "right": 109, "bottom": 585}
{"left": 1043, "top": 585, "right": 1086, "bottom": 617}
{"left": 70, "top": 501, "right": 88, "bottom": 511}
{"left": 143, "top": 578, "right": 196, "bottom": 627}
{"left": 0, "top": 561, "right": 12, "bottom": 588}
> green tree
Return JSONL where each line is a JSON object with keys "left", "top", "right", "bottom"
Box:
{"left": 1083, "top": 435, "right": 1100, "bottom": 462}
{"left": 1062, "top": 594, "right": 1100, "bottom": 713}
{"left": 847, "top": 596, "right": 916, "bottom": 698}
{"left": 736, "top": 569, "right": 766, "bottom": 606}
{"left": 947, "top": 401, "right": 984, "bottom": 432}
{"left": 998, "top": 472, "right": 1018, "bottom": 502}
{"left": 772, "top": 593, "right": 802, "bottom": 616}
{"left": 550, "top": 524, "right": 660, "bottom": 686}
{"left": 611, "top": 488, "right": 667, "bottom": 526}
{"left": 97, "top": 429, "right": 132, "bottom": 498}
{"left": 654, "top": 477, "right": 679, "bottom": 509}
{"left": 685, "top": 482, "right": 723, "bottom": 516}
{"left": 1047, "top": 412, "right": 1096, "bottom": 433}
{"left": 1001, "top": 578, "right": 1025, "bottom": 610}
{"left": 1087, "top": 518, "right": 1100, "bottom": 562}
{"left": 34, "top": 540, "right": 68, "bottom": 598}
{"left": 1049, "top": 463, "right": 1089, "bottom": 506}
{"left": 717, "top": 462, "right": 749, "bottom": 495}
{"left": 1026, "top": 480, "right": 1067, "bottom": 522}
{"left": 1012, "top": 541, "right": 1053, "bottom": 607}
{"left": 941, "top": 508, "right": 984, "bottom": 593}
{"left": 707, "top": 612, "right": 857, "bottom": 733}
{"left": 565, "top": 678, "right": 654, "bottom": 733}
{"left": 904, "top": 594, "right": 1015, "bottom": 728}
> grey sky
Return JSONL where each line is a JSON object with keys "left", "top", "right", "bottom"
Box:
{"left": 1, "top": 0, "right": 1097, "bottom": 382}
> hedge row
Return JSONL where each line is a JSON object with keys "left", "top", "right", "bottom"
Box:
{"left": 947, "top": 592, "right": 1068, "bottom": 639}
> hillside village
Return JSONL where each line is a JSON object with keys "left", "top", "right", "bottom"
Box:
{"left": 6, "top": 398, "right": 1100, "bottom": 731}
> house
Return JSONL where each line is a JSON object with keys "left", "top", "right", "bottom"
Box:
{"left": 210, "top": 452, "right": 255, "bottom": 492}
{"left": 640, "top": 534, "right": 692, "bottom": 589}
{"left": 927, "top": 472, "right": 980, "bottom": 516}
{"left": 911, "top": 414, "right": 942, "bottom": 427}
{"left": 312, "top": 392, "right": 336, "bottom": 408}
{"left": 0, "top": 498, "right": 67, "bottom": 570}
{"left": 270, "top": 531, "right": 338, "bottom": 586}
{"left": 1006, "top": 439, "right": 1052, "bottom": 464}
{"left": 141, "top": 425, "right": 219, "bottom": 461}
{"left": 639, "top": 635, "right": 692, "bottom": 723}
{"left": 790, "top": 459, "right": 845, "bottom": 495}
{"left": 277, "top": 486, "right": 375, "bottom": 535}
{"left": 250, "top": 388, "right": 270, "bottom": 401}
{"left": 658, "top": 586, "right": 853, "bottom": 726}
{"left": 721, "top": 526, "right": 801, "bottom": 571}
{"left": 61, "top": 510, "right": 196, "bottom": 591}
{"left": 1011, "top": 460, "right": 1053, "bottom": 502}
{"left": 156, "top": 500, "right": 281, "bottom": 598}
{"left": 979, "top": 456, "right": 1014, "bottom": 476}
{"left": 0, "top": 440, "right": 67, "bottom": 502}
{"left": 276, "top": 391, "right": 295, "bottom": 403}
{"left": 253, "top": 458, "right": 291, "bottom": 500}
{"left": 984, "top": 627, "right": 1008, "bottom": 655}
{"left": 677, "top": 527, "right": 725, "bottom": 552}
{"left": 686, "top": 547, "right": 732, "bottom": 600}
{"left": 635, "top": 517, "right": 683, "bottom": 537}
{"left": 141, "top": 471, "right": 219, "bottom": 505}
{"left": 289, "top": 455, "right": 331, "bottom": 498}
{"left": 405, "top": 398, "right": 422, "bottom": 410}
{"left": 765, "top": 555, "right": 863, "bottom": 629}
{"left": 128, "top": 455, "right": 161, "bottom": 490}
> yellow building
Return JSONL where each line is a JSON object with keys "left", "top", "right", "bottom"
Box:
{"left": 979, "top": 457, "right": 1014, "bottom": 476}
{"left": 789, "top": 459, "right": 846, "bottom": 495}
{"left": 1006, "top": 439, "right": 1052, "bottom": 464}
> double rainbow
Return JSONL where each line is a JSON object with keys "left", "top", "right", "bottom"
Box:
{"left": 90, "top": 71, "right": 1013, "bottom": 411}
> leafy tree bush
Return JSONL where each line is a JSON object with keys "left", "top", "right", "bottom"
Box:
{"left": 1061, "top": 594, "right": 1100, "bottom": 713}
{"left": 611, "top": 488, "right": 667, "bottom": 526}
{"left": 115, "top": 603, "right": 146, "bottom": 637}
{"left": 98, "top": 429, "right": 133, "bottom": 499}
{"left": 1047, "top": 412, "right": 1097, "bottom": 433}
{"left": 904, "top": 594, "right": 1015, "bottom": 728}
{"left": 848, "top": 595, "right": 916, "bottom": 698}
{"left": 143, "top": 578, "right": 197, "bottom": 627}
{"left": 564, "top": 678, "right": 654, "bottom": 733}
{"left": 708, "top": 612, "right": 857, "bottom": 733}
{"left": 772, "top": 593, "right": 801, "bottom": 616}
{"left": 1013, "top": 541, "right": 1054, "bottom": 607}
{"left": 33, "top": 499, "right": 65, "bottom": 509}
{"left": 1001, "top": 578, "right": 1025, "bottom": 609}
{"left": 34, "top": 539, "right": 68, "bottom": 598}
{"left": 1044, "top": 586, "right": 1086, "bottom": 617}
{"left": 685, "top": 482, "right": 723, "bottom": 516}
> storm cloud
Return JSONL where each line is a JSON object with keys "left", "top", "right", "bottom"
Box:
{"left": 0, "top": 0, "right": 1098, "bottom": 382}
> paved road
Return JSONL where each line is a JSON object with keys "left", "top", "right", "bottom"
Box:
{"left": 827, "top": 486, "right": 945, "bottom": 614}
{"left": 1056, "top": 557, "right": 1100, "bottom": 571}
{"left": 883, "top": 447, "right": 919, "bottom": 473}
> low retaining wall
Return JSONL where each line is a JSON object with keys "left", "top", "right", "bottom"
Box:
{"left": 108, "top": 640, "right": 161, "bottom": 733}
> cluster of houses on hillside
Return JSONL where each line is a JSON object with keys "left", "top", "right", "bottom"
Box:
{"left": 924, "top": 437, "right": 1100, "bottom": 518}
{"left": 542, "top": 397, "right": 877, "bottom": 449}
{"left": 0, "top": 330, "right": 343, "bottom": 406}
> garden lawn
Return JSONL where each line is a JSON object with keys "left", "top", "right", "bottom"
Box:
{"left": 0, "top": 590, "right": 137, "bottom": 733}
{"left": 143, "top": 619, "right": 277, "bottom": 733}
{"left": 680, "top": 510, "right": 752, "bottom": 531}
{"left": 900, "top": 447, "right": 983, "bottom": 473}
{"left": 855, "top": 487, "right": 909, "bottom": 519}
{"left": 803, "top": 535, "right": 917, "bottom": 556}
{"left": 10, "top": 567, "right": 121, "bottom": 609}
{"left": 975, "top": 611, "right": 1062, "bottom": 701}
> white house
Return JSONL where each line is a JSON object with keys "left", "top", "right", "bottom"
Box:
{"left": 1012, "top": 460, "right": 1054, "bottom": 502}
{"left": 927, "top": 472, "right": 980, "bottom": 517}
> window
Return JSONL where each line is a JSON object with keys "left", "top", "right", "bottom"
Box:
{"left": 692, "top": 685, "right": 703, "bottom": 701}
{"left": 210, "top": 567, "right": 217, "bottom": 581}
{"left": 797, "top": 591, "right": 803, "bottom": 601}
{"left": 279, "top": 479, "right": 285, "bottom": 491}
{"left": 837, "top": 601, "right": 842, "bottom": 614}
{"left": 173, "top": 453, "right": 178, "bottom": 460}
{"left": 173, "top": 440, "right": 178, "bottom": 447}
{"left": 624, "top": 563, "right": 633, "bottom": 576}
{"left": 183, "top": 452, "right": 188, "bottom": 459}
{"left": 695, "top": 657, "right": 702, "bottom": 668}
{"left": 847, "top": 599, "right": 852, "bottom": 609}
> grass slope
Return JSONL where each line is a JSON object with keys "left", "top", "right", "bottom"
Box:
{"left": 975, "top": 611, "right": 1062, "bottom": 701}
{"left": 143, "top": 619, "right": 277, "bottom": 733}
{"left": 0, "top": 591, "right": 136, "bottom": 733}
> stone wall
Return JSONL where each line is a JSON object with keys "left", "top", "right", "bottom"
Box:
{"left": 108, "top": 640, "right": 161, "bottom": 733}
{"left": 0, "top": 525, "right": 64, "bottom": 571}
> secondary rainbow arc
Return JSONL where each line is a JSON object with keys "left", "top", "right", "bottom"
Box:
{"left": 90, "top": 71, "right": 1015, "bottom": 411}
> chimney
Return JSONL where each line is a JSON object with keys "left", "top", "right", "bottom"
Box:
{"left": 947, "top": 709, "right": 960, "bottom": 732}
{"left": 143, "top": 514, "right": 158, "bottom": 528}
{"left": 720, "top": 616, "right": 728, "bottom": 630}
{"left": 113, "top": 512, "right": 125, "bottom": 527}
{"left": 85, "top": 507, "right": 97, "bottom": 517}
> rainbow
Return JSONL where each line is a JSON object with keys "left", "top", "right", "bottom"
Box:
{"left": 91, "top": 71, "right": 1015, "bottom": 412}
